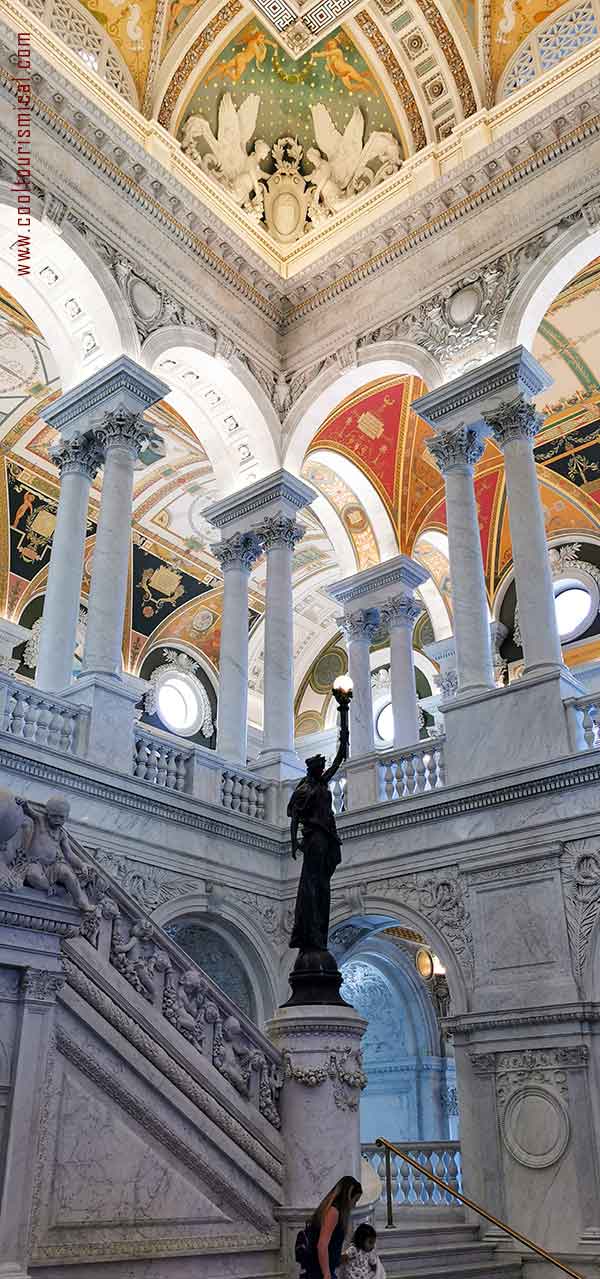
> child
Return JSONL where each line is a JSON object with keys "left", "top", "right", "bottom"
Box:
{"left": 339, "top": 1224, "right": 385, "bottom": 1279}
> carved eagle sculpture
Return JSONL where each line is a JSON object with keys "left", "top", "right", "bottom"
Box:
{"left": 181, "top": 93, "right": 269, "bottom": 208}
{"left": 308, "top": 104, "right": 401, "bottom": 212}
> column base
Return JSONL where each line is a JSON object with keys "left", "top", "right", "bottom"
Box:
{"left": 250, "top": 749, "right": 305, "bottom": 781}
{"left": 61, "top": 673, "right": 143, "bottom": 773}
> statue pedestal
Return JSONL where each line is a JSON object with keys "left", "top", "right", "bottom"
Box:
{"left": 284, "top": 948, "right": 348, "bottom": 1006}
{"left": 267, "top": 1003, "right": 367, "bottom": 1277}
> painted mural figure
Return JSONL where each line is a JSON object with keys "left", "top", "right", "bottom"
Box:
{"left": 309, "top": 37, "right": 373, "bottom": 93}
{"left": 287, "top": 688, "right": 350, "bottom": 952}
{"left": 205, "top": 28, "right": 277, "bottom": 83}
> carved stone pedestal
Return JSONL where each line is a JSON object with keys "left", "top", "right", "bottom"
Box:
{"left": 267, "top": 1003, "right": 367, "bottom": 1277}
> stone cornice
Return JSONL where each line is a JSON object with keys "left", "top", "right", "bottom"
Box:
{"left": 328, "top": 555, "right": 429, "bottom": 606}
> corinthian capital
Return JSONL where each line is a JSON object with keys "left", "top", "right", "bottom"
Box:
{"left": 257, "top": 515, "right": 304, "bottom": 551}
{"left": 50, "top": 433, "right": 103, "bottom": 481}
{"left": 483, "top": 397, "right": 543, "bottom": 448}
{"left": 213, "top": 531, "right": 262, "bottom": 573}
{"left": 93, "top": 407, "right": 161, "bottom": 460}
{"left": 380, "top": 593, "right": 423, "bottom": 631}
{"left": 428, "top": 426, "right": 485, "bottom": 474}
{"left": 339, "top": 608, "right": 380, "bottom": 644}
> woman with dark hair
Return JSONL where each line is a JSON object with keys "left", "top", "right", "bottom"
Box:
{"left": 300, "top": 1176, "right": 363, "bottom": 1279}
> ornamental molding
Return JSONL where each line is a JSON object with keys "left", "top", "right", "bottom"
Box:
{"left": 255, "top": 516, "right": 304, "bottom": 551}
{"left": 449, "top": 1004, "right": 600, "bottom": 1031}
{"left": 21, "top": 967, "right": 65, "bottom": 1001}
{"left": 339, "top": 608, "right": 381, "bottom": 644}
{"left": 466, "top": 854, "right": 559, "bottom": 884}
{"left": 380, "top": 594, "right": 423, "bottom": 631}
{"left": 50, "top": 433, "right": 104, "bottom": 481}
{"left": 143, "top": 649, "right": 214, "bottom": 738}
{"left": 92, "top": 846, "right": 201, "bottom": 914}
{"left": 282, "top": 1045, "right": 367, "bottom": 1109}
{"left": 368, "top": 868, "right": 473, "bottom": 976}
{"left": 0, "top": 748, "right": 284, "bottom": 854}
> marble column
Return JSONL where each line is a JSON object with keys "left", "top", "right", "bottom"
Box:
{"left": 36, "top": 434, "right": 103, "bottom": 693}
{"left": 340, "top": 609, "right": 379, "bottom": 756}
{"left": 381, "top": 593, "right": 423, "bottom": 749}
{"left": 83, "top": 409, "right": 151, "bottom": 676}
{"left": 428, "top": 428, "right": 495, "bottom": 695}
{"left": 484, "top": 398, "right": 563, "bottom": 677}
{"left": 213, "top": 532, "right": 262, "bottom": 764}
{"left": 257, "top": 515, "right": 304, "bottom": 764}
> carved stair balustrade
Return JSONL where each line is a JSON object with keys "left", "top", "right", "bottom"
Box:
{"left": 0, "top": 795, "right": 283, "bottom": 1129}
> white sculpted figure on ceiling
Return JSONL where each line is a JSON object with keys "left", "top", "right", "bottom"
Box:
{"left": 181, "top": 95, "right": 401, "bottom": 241}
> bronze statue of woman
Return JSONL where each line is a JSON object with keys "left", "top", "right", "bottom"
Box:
{"left": 285, "top": 684, "right": 352, "bottom": 1003}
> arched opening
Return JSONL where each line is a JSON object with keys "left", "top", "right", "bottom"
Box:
{"left": 165, "top": 915, "right": 258, "bottom": 1022}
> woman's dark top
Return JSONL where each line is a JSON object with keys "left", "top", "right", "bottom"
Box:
{"left": 304, "top": 1219, "right": 345, "bottom": 1279}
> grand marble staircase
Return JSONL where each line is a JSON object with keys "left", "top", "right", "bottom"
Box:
{"left": 374, "top": 1212, "right": 522, "bottom": 1279}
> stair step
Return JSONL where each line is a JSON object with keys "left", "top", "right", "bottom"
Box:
{"left": 377, "top": 1225, "right": 481, "bottom": 1246}
{"left": 378, "top": 1243, "right": 497, "bottom": 1270}
{"left": 381, "top": 1260, "right": 521, "bottom": 1279}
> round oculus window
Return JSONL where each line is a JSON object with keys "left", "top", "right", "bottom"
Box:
{"left": 157, "top": 674, "right": 200, "bottom": 735}
{"left": 553, "top": 580, "right": 594, "bottom": 640}
{"left": 376, "top": 702, "right": 394, "bottom": 743}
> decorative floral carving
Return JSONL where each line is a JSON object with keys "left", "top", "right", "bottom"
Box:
{"left": 283, "top": 1053, "right": 328, "bottom": 1087}
{"left": 483, "top": 397, "right": 543, "bottom": 448}
{"left": 256, "top": 515, "right": 304, "bottom": 551}
{"left": 21, "top": 968, "right": 64, "bottom": 1001}
{"left": 93, "top": 847, "right": 199, "bottom": 913}
{"left": 371, "top": 869, "right": 473, "bottom": 975}
{"left": 339, "top": 608, "right": 380, "bottom": 644}
{"left": 562, "top": 838, "right": 600, "bottom": 990}
{"left": 213, "top": 531, "right": 263, "bottom": 572}
{"left": 380, "top": 594, "right": 423, "bottom": 632}
{"left": 50, "top": 433, "right": 104, "bottom": 481}
{"left": 428, "top": 427, "right": 485, "bottom": 473}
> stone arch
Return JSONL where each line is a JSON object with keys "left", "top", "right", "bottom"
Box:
{"left": 283, "top": 343, "right": 443, "bottom": 478}
{"left": 329, "top": 893, "right": 471, "bottom": 1015}
{"left": 306, "top": 447, "right": 398, "bottom": 561}
{"left": 151, "top": 894, "right": 279, "bottom": 1025}
{"left": 142, "top": 328, "right": 280, "bottom": 492}
{"left": 0, "top": 193, "right": 136, "bottom": 386}
{"left": 497, "top": 220, "right": 600, "bottom": 354}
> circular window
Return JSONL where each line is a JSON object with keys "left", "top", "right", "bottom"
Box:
{"left": 553, "top": 578, "right": 595, "bottom": 641}
{"left": 376, "top": 702, "right": 394, "bottom": 743}
{"left": 157, "top": 676, "right": 199, "bottom": 734}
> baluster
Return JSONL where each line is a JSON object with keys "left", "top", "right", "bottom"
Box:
{"left": 165, "top": 748, "right": 178, "bottom": 790}
{"left": 34, "top": 700, "right": 52, "bottom": 747}
{"left": 422, "top": 1148, "right": 435, "bottom": 1203}
{"left": 246, "top": 780, "right": 258, "bottom": 818}
{"left": 23, "top": 696, "right": 39, "bottom": 742}
{"left": 47, "top": 706, "right": 63, "bottom": 750}
{"left": 145, "top": 740, "right": 159, "bottom": 784}
{"left": 582, "top": 703, "right": 596, "bottom": 749}
{"left": 591, "top": 706, "right": 600, "bottom": 748}
{"left": 175, "top": 751, "right": 187, "bottom": 792}
{"left": 256, "top": 783, "right": 266, "bottom": 821}
{"left": 412, "top": 1151, "right": 425, "bottom": 1203}
{"left": 381, "top": 761, "right": 395, "bottom": 802}
{"left": 231, "top": 774, "right": 243, "bottom": 813}
{"left": 398, "top": 1154, "right": 410, "bottom": 1205}
{"left": 395, "top": 756, "right": 408, "bottom": 798}
{"left": 434, "top": 746, "right": 445, "bottom": 787}
{"left": 447, "top": 1148, "right": 461, "bottom": 1200}
{"left": 154, "top": 743, "right": 167, "bottom": 788}
{"left": 221, "top": 770, "right": 234, "bottom": 809}
{"left": 133, "top": 736, "right": 147, "bottom": 778}
{"left": 414, "top": 750, "right": 427, "bottom": 794}
{"left": 3, "top": 690, "right": 16, "bottom": 733}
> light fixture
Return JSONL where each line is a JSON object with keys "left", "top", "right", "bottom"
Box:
{"left": 415, "top": 947, "right": 434, "bottom": 979}
{"left": 333, "top": 673, "right": 354, "bottom": 694}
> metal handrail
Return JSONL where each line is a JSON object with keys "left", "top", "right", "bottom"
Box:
{"left": 375, "top": 1137, "right": 584, "bottom": 1279}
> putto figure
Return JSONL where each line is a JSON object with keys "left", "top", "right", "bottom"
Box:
{"left": 286, "top": 681, "right": 352, "bottom": 1003}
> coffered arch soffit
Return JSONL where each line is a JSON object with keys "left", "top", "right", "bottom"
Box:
{"left": 0, "top": 198, "right": 132, "bottom": 388}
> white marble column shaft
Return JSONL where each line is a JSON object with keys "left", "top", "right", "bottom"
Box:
{"left": 84, "top": 409, "right": 149, "bottom": 676}
{"left": 428, "top": 428, "right": 495, "bottom": 695}
{"left": 340, "top": 609, "right": 379, "bottom": 756}
{"left": 214, "top": 532, "right": 262, "bottom": 764}
{"left": 485, "top": 398, "right": 562, "bottom": 675}
{"left": 381, "top": 594, "right": 423, "bottom": 748}
{"left": 258, "top": 516, "right": 303, "bottom": 757}
{"left": 36, "top": 436, "right": 102, "bottom": 693}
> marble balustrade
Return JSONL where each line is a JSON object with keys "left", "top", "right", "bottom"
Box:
{"left": 362, "top": 1141, "right": 463, "bottom": 1207}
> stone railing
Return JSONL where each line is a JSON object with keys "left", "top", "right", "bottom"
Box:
{"left": 567, "top": 696, "right": 600, "bottom": 751}
{"left": 221, "top": 768, "right": 268, "bottom": 819}
{"left": 362, "top": 1140, "right": 462, "bottom": 1206}
{"left": 378, "top": 739, "right": 446, "bottom": 802}
{"left": 2, "top": 682, "right": 89, "bottom": 754}
{"left": 330, "top": 773, "right": 347, "bottom": 816}
{"left": 133, "top": 726, "right": 193, "bottom": 792}
{"left": 0, "top": 792, "right": 283, "bottom": 1129}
